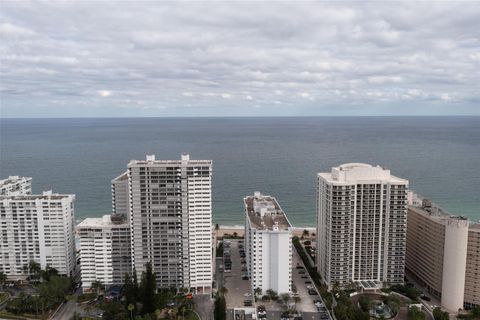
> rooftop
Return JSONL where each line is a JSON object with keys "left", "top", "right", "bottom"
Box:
{"left": 112, "top": 172, "right": 128, "bottom": 182}
{"left": 318, "top": 163, "right": 408, "bottom": 184}
{"left": 244, "top": 192, "right": 292, "bottom": 231}
{"left": 408, "top": 193, "right": 472, "bottom": 227}
{"left": 0, "top": 191, "right": 74, "bottom": 201}
{"left": 128, "top": 153, "right": 212, "bottom": 167}
{"left": 0, "top": 176, "right": 32, "bottom": 185}
{"left": 77, "top": 214, "right": 129, "bottom": 229}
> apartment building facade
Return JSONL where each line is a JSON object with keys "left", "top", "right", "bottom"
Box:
{"left": 78, "top": 215, "right": 131, "bottom": 290}
{"left": 125, "top": 154, "right": 213, "bottom": 292}
{"left": 0, "top": 191, "right": 76, "bottom": 280}
{"left": 406, "top": 195, "right": 480, "bottom": 311}
{"left": 316, "top": 163, "right": 408, "bottom": 290}
{"left": 244, "top": 192, "right": 293, "bottom": 295}
{"left": 0, "top": 176, "right": 32, "bottom": 196}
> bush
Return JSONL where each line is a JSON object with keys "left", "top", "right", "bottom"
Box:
{"left": 432, "top": 307, "right": 449, "bottom": 320}
{"left": 408, "top": 306, "right": 426, "bottom": 320}
{"left": 358, "top": 296, "right": 372, "bottom": 312}
{"left": 390, "top": 284, "right": 421, "bottom": 301}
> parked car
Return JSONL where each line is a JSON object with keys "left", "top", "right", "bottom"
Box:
{"left": 299, "top": 270, "right": 306, "bottom": 274}
{"left": 308, "top": 289, "right": 317, "bottom": 295}
{"left": 242, "top": 275, "right": 249, "bottom": 280}
{"left": 305, "top": 280, "right": 312, "bottom": 284}
{"left": 244, "top": 300, "right": 253, "bottom": 306}
{"left": 421, "top": 295, "right": 431, "bottom": 301}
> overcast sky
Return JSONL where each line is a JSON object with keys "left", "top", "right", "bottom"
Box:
{"left": 1, "top": 1, "right": 479, "bottom": 117}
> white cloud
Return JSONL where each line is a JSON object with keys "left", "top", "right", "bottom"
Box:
{"left": 0, "top": 1, "right": 479, "bottom": 116}
{"left": 0, "top": 23, "right": 36, "bottom": 38}
{"left": 367, "top": 76, "right": 403, "bottom": 84}
{"left": 221, "top": 93, "right": 232, "bottom": 99}
{"left": 98, "top": 90, "right": 112, "bottom": 97}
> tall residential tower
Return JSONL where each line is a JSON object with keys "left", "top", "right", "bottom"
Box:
{"left": 0, "top": 176, "right": 32, "bottom": 196}
{"left": 0, "top": 191, "right": 76, "bottom": 280}
{"left": 406, "top": 193, "right": 480, "bottom": 311}
{"left": 126, "top": 154, "right": 213, "bottom": 293}
{"left": 316, "top": 163, "right": 408, "bottom": 290}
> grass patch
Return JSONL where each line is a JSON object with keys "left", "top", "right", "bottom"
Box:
{"left": 0, "top": 292, "right": 10, "bottom": 304}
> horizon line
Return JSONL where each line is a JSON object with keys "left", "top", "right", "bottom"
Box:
{"left": 1, "top": 114, "right": 479, "bottom": 120}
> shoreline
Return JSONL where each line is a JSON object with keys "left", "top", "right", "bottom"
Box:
{"left": 215, "top": 225, "right": 316, "bottom": 238}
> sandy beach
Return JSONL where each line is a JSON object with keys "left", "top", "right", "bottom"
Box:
{"left": 215, "top": 225, "right": 316, "bottom": 238}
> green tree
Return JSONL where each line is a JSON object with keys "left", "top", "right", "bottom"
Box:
{"left": 470, "top": 307, "right": 480, "bottom": 319}
{"left": 23, "top": 260, "right": 41, "bottom": 282}
{"left": 133, "top": 269, "right": 139, "bottom": 299}
{"left": 302, "top": 229, "right": 309, "bottom": 237}
{"left": 141, "top": 262, "right": 156, "bottom": 315}
{"left": 432, "top": 307, "right": 449, "bottom": 320}
{"left": 266, "top": 289, "right": 278, "bottom": 301}
{"left": 0, "top": 271, "right": 7, "bottom": 289}
{"left": 41, "top": 266, "right": 59, "bottom": 282}
{"left": 37, "top": 275, "right": 72, "bottom": 310}
{"left": 293, "top": 296, "right": 301, "bottom": 310}
{"left": 102, "top": 300, "right": 129, "bottom": 320}
{"left": 214, "top": 294, "right": 226, "bottom": 320}
{"left": 124, "top": 273, "right": 137, "bottom": 311}
{"left": 128, "top": 304, "right": 135, "bottom": 320}
{"left": 218, "top": 286, "right": 228, "bottom": 296}
{"left": 358, "top": 295, "right": 372, "bottom": 312}
{"left": 280, "top": 293, "right": 291, "bottom": 308}
{"left": 408, "top": 306, "right": 426, "bottom": 320}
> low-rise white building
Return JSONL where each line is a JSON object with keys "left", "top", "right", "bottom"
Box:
{"left": 0, "top": 191, "right": 76, "bottom": 280}
{"left": 77, "top": 214, "right": 131, "bottom": 290}
{"left": 0, "top": 176, "right": 32, "bottom": 196}
{"left": 244, "top": 192, "right": 293, "bottom": 295}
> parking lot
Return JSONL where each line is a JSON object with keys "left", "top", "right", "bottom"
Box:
{"left": 222, "top": 239, "right": 253, "bottom": 309}
{"left": 219, "top": 238, "right": 331, "bottom": 320}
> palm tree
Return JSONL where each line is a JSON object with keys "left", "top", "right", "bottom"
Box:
{"left": 293, "top": 296, "right": 301, "bottom": 311}
{"left": 128, "top": 303, "right": 135, "bottom": 320}
{"left": 218, "top": 286, "right": 228, "bottom": 296}
{"left": 280, "top": 293, "right": 291, "bottom": 309}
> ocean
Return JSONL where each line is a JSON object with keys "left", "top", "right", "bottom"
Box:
{"left": 0, "top": 116, "right": 479, "bottom": 226}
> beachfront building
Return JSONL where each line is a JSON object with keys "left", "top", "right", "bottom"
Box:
{"left": 465, "top": 227, "right": 480, "bottom": 309}
{"left": 406, "top": 194, "right": 480, "bottom": 311}
{"left": 0, "top": 191, "right": 76, "bottom": 280}
{"left": 112, "top": 172, "right": 129, "bottom": 217}
{"left": 316, "top": 163, "right": 408, "bottom": 290}
{"left": 244, "top": 192, "right": 293, "bottom": 295}
{"left": 77, "top": 215, "right": 131, "bottom": 290}
{"left": 0, "top": 176, "right": 32, "bottom": 196}
{"left": 123, "top": 153, "right": 213, "bottom": 293}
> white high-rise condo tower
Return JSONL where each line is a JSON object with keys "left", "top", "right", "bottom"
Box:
{"left": 244, "top": 192, "right": 293, "bottom": 295}
{"left": 316, "top": 163, "right": 408, "bottom": 290}
{"left": 123, "top": 154, "right": 213, "bottom": 293}
{"left": 0, "top": 191, "right": 76, "bottom": 280}
{"left": 0, "top": 176, "right": 32, "bottom": 196}
{"left": 78, "top": 215, "right": 131, "bottom": 290}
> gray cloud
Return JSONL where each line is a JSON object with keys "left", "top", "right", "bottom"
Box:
{"left": 0, "top": 1, "right": 479, "bottom": 117}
